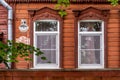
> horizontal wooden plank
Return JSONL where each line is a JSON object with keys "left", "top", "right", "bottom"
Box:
{"left": 63, "top": 29, "right": 74, "bottom": 33}
{"left": 64, "top": 24, "right": 74, "bottom": 28}
{"left": 107, "top": 33, "right": 120, "bottom": 37}
{"left": 110, "top": 10, "right": 119, "bottom": 13}
{"left": 108, "top": 47, "right": 119, "bottom": 51}
{"left": 108, "top": 56, "right": 119, "bottom": 61}
{"left": 63, "top": 38, "right": 74, "bottom": 42}
{"left": 63, "top": 33, "right": 74, "bottom": 37}
{"left": 16, "top": 61, "right": 28, "bottom": 69}
{"left": 108, "top": 52, "right": 119, "bottom": 56}
{"left": 64, "top": 20, "right": 74, "bottom": 24}
{"left": 64, "top": 57, "right": 75, "bottom": 61}
{"left": 63, "top": 47, "right": 74, "bottom": 52}
{"left": 0, "top": 30, "right": 7, "bottom": 34}
{"left": 108, "top": 24, "right": 119, "bottom": 28}
{"left": 16, "top": 13, "right": 29, "bottom": 18}
{"left": 108, "top": 42, "right": 120, "bottom": 47}
{"left": 107, "top": 27, "right": 120, "bottom": 32}
{"left": 63, "top": 65, "right": 75, "bottom": 68}
{"left": 103, "top": 77, "right": 120, "bottom": 80}
{"left": 0, "top": 25, "right": 7, "bottom": 29}
{"left": 13, "top": 77, "right": 32, "bottom": 80}
{"left": 108, "top": 38, "right": 120, "bottom": 42}
{"left": 64, "top": 42, "right": 74, "bottom": 47}
{"left": 16, "top": 10, "right": 28, "bottom": 14}
{"left": 64, "top": 14, "right": 75, "bottom": 19}
{"left": 108, "top": 19, "right": 119, "bottom": 23}
{"left": 63, "top": 61, "right": 75, "bottom": 65}
{"left": 108, "top": 61, "right": 119, "bottom": 65}
{"left": 16, "top": 3, "right": 55, "bottom": 9}
{"left": 64, "top": 52, "right": 74, "bottom": 56}
{"left": 108, "top": 61, "right": 119, "bottom": 66}
{"left": 108, "top": 66, "right": 119, "bottom": 68}
{"left": 0, "top": 19, "right": 7, "bottom": 22}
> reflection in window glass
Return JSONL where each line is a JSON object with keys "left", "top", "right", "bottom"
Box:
{"left": 37, "top": 35, "right": 56, "bottom": 49}
{"left": 79, "top": 22, "right": 101, "bottom": 32}
{"left": 34, "top": 20, "right": 59, "bottom": 68}
{"left": 79, "top": 35, "right": 101, "bottom": 64}
{"left": 36, "top": 35, "right": 56, "bottom": 64}
{"left": 78, "top": 20, "right": 104, "bottom": 68}
{"left": 37, "top": 50, "right": 56, "bottom": 64}
{"left": 80, "top": 36, "right": 100, "bottom": 49}
{"left": 36, "top": 21, "right": 58, "bottom": 31}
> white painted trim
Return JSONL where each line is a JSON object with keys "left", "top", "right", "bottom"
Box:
{"left": 78, "top": 20, "right": 104, "bottom": 69}
{"left": 33, "top": 20, "right": 60, "bottom": 69}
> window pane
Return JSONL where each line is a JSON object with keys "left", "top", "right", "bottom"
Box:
{"left": 80, "top": 50, "right": 100, "bottom": 64}
{"left": 79, "top": 22, "right": 101, "bottom": 32}
{"left": 37, "top": 35, "right": 56, "bottom": 49}
{"left": 37, "top": 50, "right": 56, "bottom": 64}
{"left": 35, "top": 21, "right": 58, "bottom": 31}
{"left": 80, "top": 35, "right": 100, "bottom": 49}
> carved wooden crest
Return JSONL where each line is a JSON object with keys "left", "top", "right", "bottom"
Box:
{"left": 28, "top": 7, "right": 61, "bottom": 21}
{"left": 73, "top": 7, "right": 109, "bottom": 20}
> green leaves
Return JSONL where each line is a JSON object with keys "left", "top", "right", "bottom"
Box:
{"left": 57, "top": 0, "right": 70, "bottom": 6}
{"left": 0, "top": 40, "right": 46, "bottom": 68}
{"left": 108, "top": 0, "right": 118, "bottom": 6}
{"left": 55, "top": 0, "right": 70, "bottom": 17}
{"left": 41, "top": 56, "right": 47, "bottom": 60}
{"left": 54, "top": 0, "right": 119, "bottom": 17}
{"left": 58, "top": 10, "right": 67, "bottom": 17}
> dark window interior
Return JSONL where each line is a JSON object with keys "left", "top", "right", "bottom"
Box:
{"left": 0, "top": 32, "right": 3, "bottom": 42}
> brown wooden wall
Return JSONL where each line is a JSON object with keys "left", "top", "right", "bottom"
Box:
{"left": 1, "top": 69, "right": 120, "bottom": 80}
{"left": 9, "top": 3, "right": 120, "bottom": 69}
{"left": 0, "top": 5, "right": 8, "bottom": 42}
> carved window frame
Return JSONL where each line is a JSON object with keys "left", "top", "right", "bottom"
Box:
{"left": 28, "top": 7, "right": 63, "bottom": 69}
{"left": 73, "top": 7, "right": 109, "bottom": 68}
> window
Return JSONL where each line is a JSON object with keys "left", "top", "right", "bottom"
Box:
{"left": 73, "top": 7, "right": 109, "bottom": 69}
{"left": 34, "top": 20, "right": 60, "bottom": 69}
{"left": 28, "top": 7, "right": 63, "bottom": 69}
{"left": 78, "top": 20, "right": 104, "bottom": 69}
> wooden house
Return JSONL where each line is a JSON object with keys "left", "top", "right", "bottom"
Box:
{"left": 0, "top": 3, "right": 7, "bottom": 42}
{"left": 0, "top": 0, "right": 120, "bottom": 80}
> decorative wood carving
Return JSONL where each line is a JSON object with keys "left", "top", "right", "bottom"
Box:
{"left": 72, "top": 10, "right": 80, "bottom": 17}
{"left": 73, "top": 7, "right": 110, "bottom": 20}
{"left": 28, "top": 10, "right": 36, "bottom": 17}
{"left": 73, "top": 7, "right": 109, "bottom": 68}
{"left": 28, "top": 7, "right": 62, "bottom": 21}
{"left": 28, "top": 7, "right": 63, "bottom": 68}
{"left": 101, "top": 10, "right": 110, "bottom": 17}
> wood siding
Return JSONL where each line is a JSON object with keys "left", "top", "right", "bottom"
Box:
{"left": 7, "top": 3, "right": 120, "bottom": 69}
{"left": 5, "top": 0, "right": 110, "bottom": 3}
{"left": 0, "top": 5, "right": 8, "bottom": 42}
{"left": 1, "top": 69, "right": 120, "bottom": 80}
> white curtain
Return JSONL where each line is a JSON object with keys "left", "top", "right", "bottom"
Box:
{"left": 81, "top": 36, "right": 100, "bottom": 64}
{"left": 36, "top": 35, "right": 56, "bottom": 64}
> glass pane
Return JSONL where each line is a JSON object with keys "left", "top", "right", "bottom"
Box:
{"left": 37, "top": 35, "right": 56, "bottom": 49}
{"left": 80, "top": 35, "right": 100, "bottom": 49}
{"left": 35, "top": 21, "right": 58, "bottom": 31}
{"left": 37, "top": 50, "right": 56, "bottom": 64}
{"left": 80, "top": 50, "right": 100, "bottom": 64}
{"left": 79, "top": 22, "right": 101, "bottom": 32}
